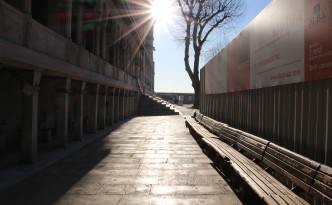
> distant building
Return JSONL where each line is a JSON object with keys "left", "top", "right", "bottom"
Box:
{"left": 0, "top": 0, "right": 154, "bottom": 163}
{"left": 157, "top": 92, "right": 195, "bottom": 104}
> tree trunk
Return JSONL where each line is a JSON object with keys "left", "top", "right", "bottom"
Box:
{"left": 193, "top": 78, "right": 200, "bottom": 109}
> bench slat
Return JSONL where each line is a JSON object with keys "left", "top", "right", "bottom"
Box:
{"left": 262, "top": 156, "right": 311, "bottom": 192}
{"left": 311, "top": 179, "right": 332, "bottom": 202}
{"left": 200, "top": 117, "right": 217, "bottom": 131}
{"left": 219, "top": 129, "right": 267, "bottom": 160}
{"left": 185, "top": 113, "right": 330, "bottom": 204}
{"left": 210, "top": 122, "right": 227, "bottom": 135}
{"left": 310, "top": 164, "right": 332, "bottom": 203}
{"left": 195, "top": 112, "right": 204, "bottom": 122}
{"left": 265, "top": 146, "right": 318, "bottom": 178}
{"left": 205, "top": 137, "right": 308, "bottom": 205}
{"left": 315, "top": 164, "right": 332, "bottom": 187}
{"left": 268, "top": 143, "right": 320, "bottom": 171}
{"left": 225, "top": 127, "right": 270, "bottom": 145}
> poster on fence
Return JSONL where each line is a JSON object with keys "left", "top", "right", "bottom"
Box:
{"left": 249, "top": 0, "right": 305, "bottom": 89}
{"left": 226, "top": 29, "right": 250, "bottom": 92}
{"left": 305, "top": 0, "right": 332, "bottom": 81}
{"left": 202, "top": 0, "right": 332, "bottom": 94}
{"left": 204, "top": 50, "right": 227, "bottom": 94}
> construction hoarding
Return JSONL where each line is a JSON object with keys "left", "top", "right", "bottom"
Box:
{"left": 204, "top": 0, "right": 332, "bottom": 94}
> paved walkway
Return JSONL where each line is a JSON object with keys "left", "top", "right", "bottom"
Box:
{"left": 0, "top": 113, "right": 242, "bottom": 204}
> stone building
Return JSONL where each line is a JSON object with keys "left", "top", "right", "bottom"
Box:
{"left": 0, "top": 0, "right": 154, "bottom": 164}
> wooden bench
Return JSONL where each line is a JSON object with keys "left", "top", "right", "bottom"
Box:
{"left": 186, "top": 114, "right": 308, "bottom": 204}
{"left": 194, "top": 111, "right": 204, "bottom": 123}
{"left": 263, "top": 143, "right": 332, "bottom": 203}
{"left": 185, "top": 112, "right": 332, "bottom": 204}
{"left": 217, "top": 126, "right": 269, "bottom": 162}
{"left": 311, "top": 164, "right": 332, "bottom": 203}
{"left": 185, "top": 113, "right": 219, "bottom": 149}
{"left": 200, "top": 115, "right": 219, "bottom": 131}
{"left": 202, "top": 137, "right": 308, "bottom": 204}
{"left": 185, "top": 111, "right": 207, "bottom": 137}
{"left": 188, "top": 111, "right": 227, "bottom": 135}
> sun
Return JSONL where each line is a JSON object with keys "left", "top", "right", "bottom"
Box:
{"left": 149, "top": 0, "right": 176, "bottom": 26}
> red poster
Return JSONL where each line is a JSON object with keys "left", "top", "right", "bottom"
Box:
{"left": 226, "top": 29, "right": 250, "bottom": 92}
{"left": 305, "top": 0, "right": 332, "bottom": 81}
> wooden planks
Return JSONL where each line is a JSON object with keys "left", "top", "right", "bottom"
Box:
{"left": 310, "top": 164, "right": 332, "bottom": 203}
{"left": 186, "top": 112, "right": 332, "bottom": 204}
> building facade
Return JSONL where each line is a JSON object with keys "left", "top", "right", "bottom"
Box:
{"left": 0, "top": 0, "right": 154, "bottom": 164}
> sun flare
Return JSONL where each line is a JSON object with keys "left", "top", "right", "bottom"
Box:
{"left": 149, "top": 0, "right": 176, "bottom": 26}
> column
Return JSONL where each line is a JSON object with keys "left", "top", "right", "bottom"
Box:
{"left": 124, "top": 90, "right": 128, "bottom": 118}
{"left": 114, "top": 88, "right": 119, "bottom": 123}
{"left": 134, "top": 92, "right": 139, "bottom": 114}
{"left": 119, "top": 89, "right": 124, "bottom": 121}
{"left": 88, "top": 84, "right": 99, "bottom": 133}
{"left": 107, "top": 88, "right": 115, "bottom": 125}
{"left": 132, "top": 92, "right": 136, "bottom": 115}
{"left": 22, "top": 71, "right": 41, "bottom": 162}
{"left": 56, "top": 78, "right": 71, "bottom": 148}
{"left": 72, "top": 81, "right": 85, "bottom": 140}
{"left": 106, "top": 89, "right": 111, "bottom": 125}
{"left": 98, "top": 86, "right": 107, "bottom": 129}
{"left": 129, "top": 91, "right": 133, "bottom": 116}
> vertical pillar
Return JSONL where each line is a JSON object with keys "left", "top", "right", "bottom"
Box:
{"left": 22, "top": 71, "right": 41, "bottom": 162}
{"left": 107, "top": 88, "right": 115, "bottom": 125}
{"left": 135, "top": 92, "right": 140, "bottom": 114}
{"left": 133, "top": 92, "right": 136, "bottom": 115}
{"left": 124, "top": 90, "right": 128, "bottom": 118}
{"left": 57, "top": 78, "right": 71, "bottom": 148}
{"left": 64, "top": 0, "right": 73, "bottom": 38}
{"left": 114, "top": 88, "right": 119, "bottom": 123}
{"left": 129, "top": 91, "right": 133, "bottom": 116}
{"left": 98, "top": 86, "right": 107, "bottom": 129}
{"left": 132, "top": 92, "right": 136, "bottom": 115}
{"left": 106, "top": 89, "right": 111, "bottom": 125}
{"left": 127, "top": 91, "right": 131, "bottom": 117}
{"left": 88, "top": 84, "right": 99, "bottom": 133}
{"left": 119, "top": 90, "right": 124, "bottom": 120}
{"left": 72, "top": 81, "right": 85, "bottom": 140}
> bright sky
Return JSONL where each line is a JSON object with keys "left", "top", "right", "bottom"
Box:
{"left": 153, "top": 0, "right": 272, "bottom": 93}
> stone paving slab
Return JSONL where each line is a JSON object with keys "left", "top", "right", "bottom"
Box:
{"left": 0, "top": 115, "right": 242, "bottom": 205}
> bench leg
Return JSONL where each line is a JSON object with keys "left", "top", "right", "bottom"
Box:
{"left": 291, "top": 186, "right": 304, "bottom": 195}
{"left": 238, "top": 181, "right": 259, "bottom": 203}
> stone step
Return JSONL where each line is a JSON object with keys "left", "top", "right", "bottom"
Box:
{"left": 139, "top": 94, "right": 178, "bottom": 116}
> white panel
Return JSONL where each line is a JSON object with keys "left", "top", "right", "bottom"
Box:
{"left": 250, "top": 0, "right": 305, "bottom": 89}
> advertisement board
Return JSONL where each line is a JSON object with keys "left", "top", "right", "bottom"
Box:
{"left": 204, "top": 50, "right": 227, "bottom": 94}
{"left": 305, "top": 0, "right": 332, "bottom": 81}
{"left": 204, "top": 0, "right": 332, "bottom": 94}
{"left": 249, "top": 0, "right": 304, "bottom": 89}
{"left": 227, "top": 29, "right": 250, "bottom": 92}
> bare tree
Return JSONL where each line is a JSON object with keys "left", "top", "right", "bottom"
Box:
{"left": 176, "top": 0, "right": 245, "bottom": 108}
{"left": 202, "top": 36, "right": 229, "bottom": 64}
